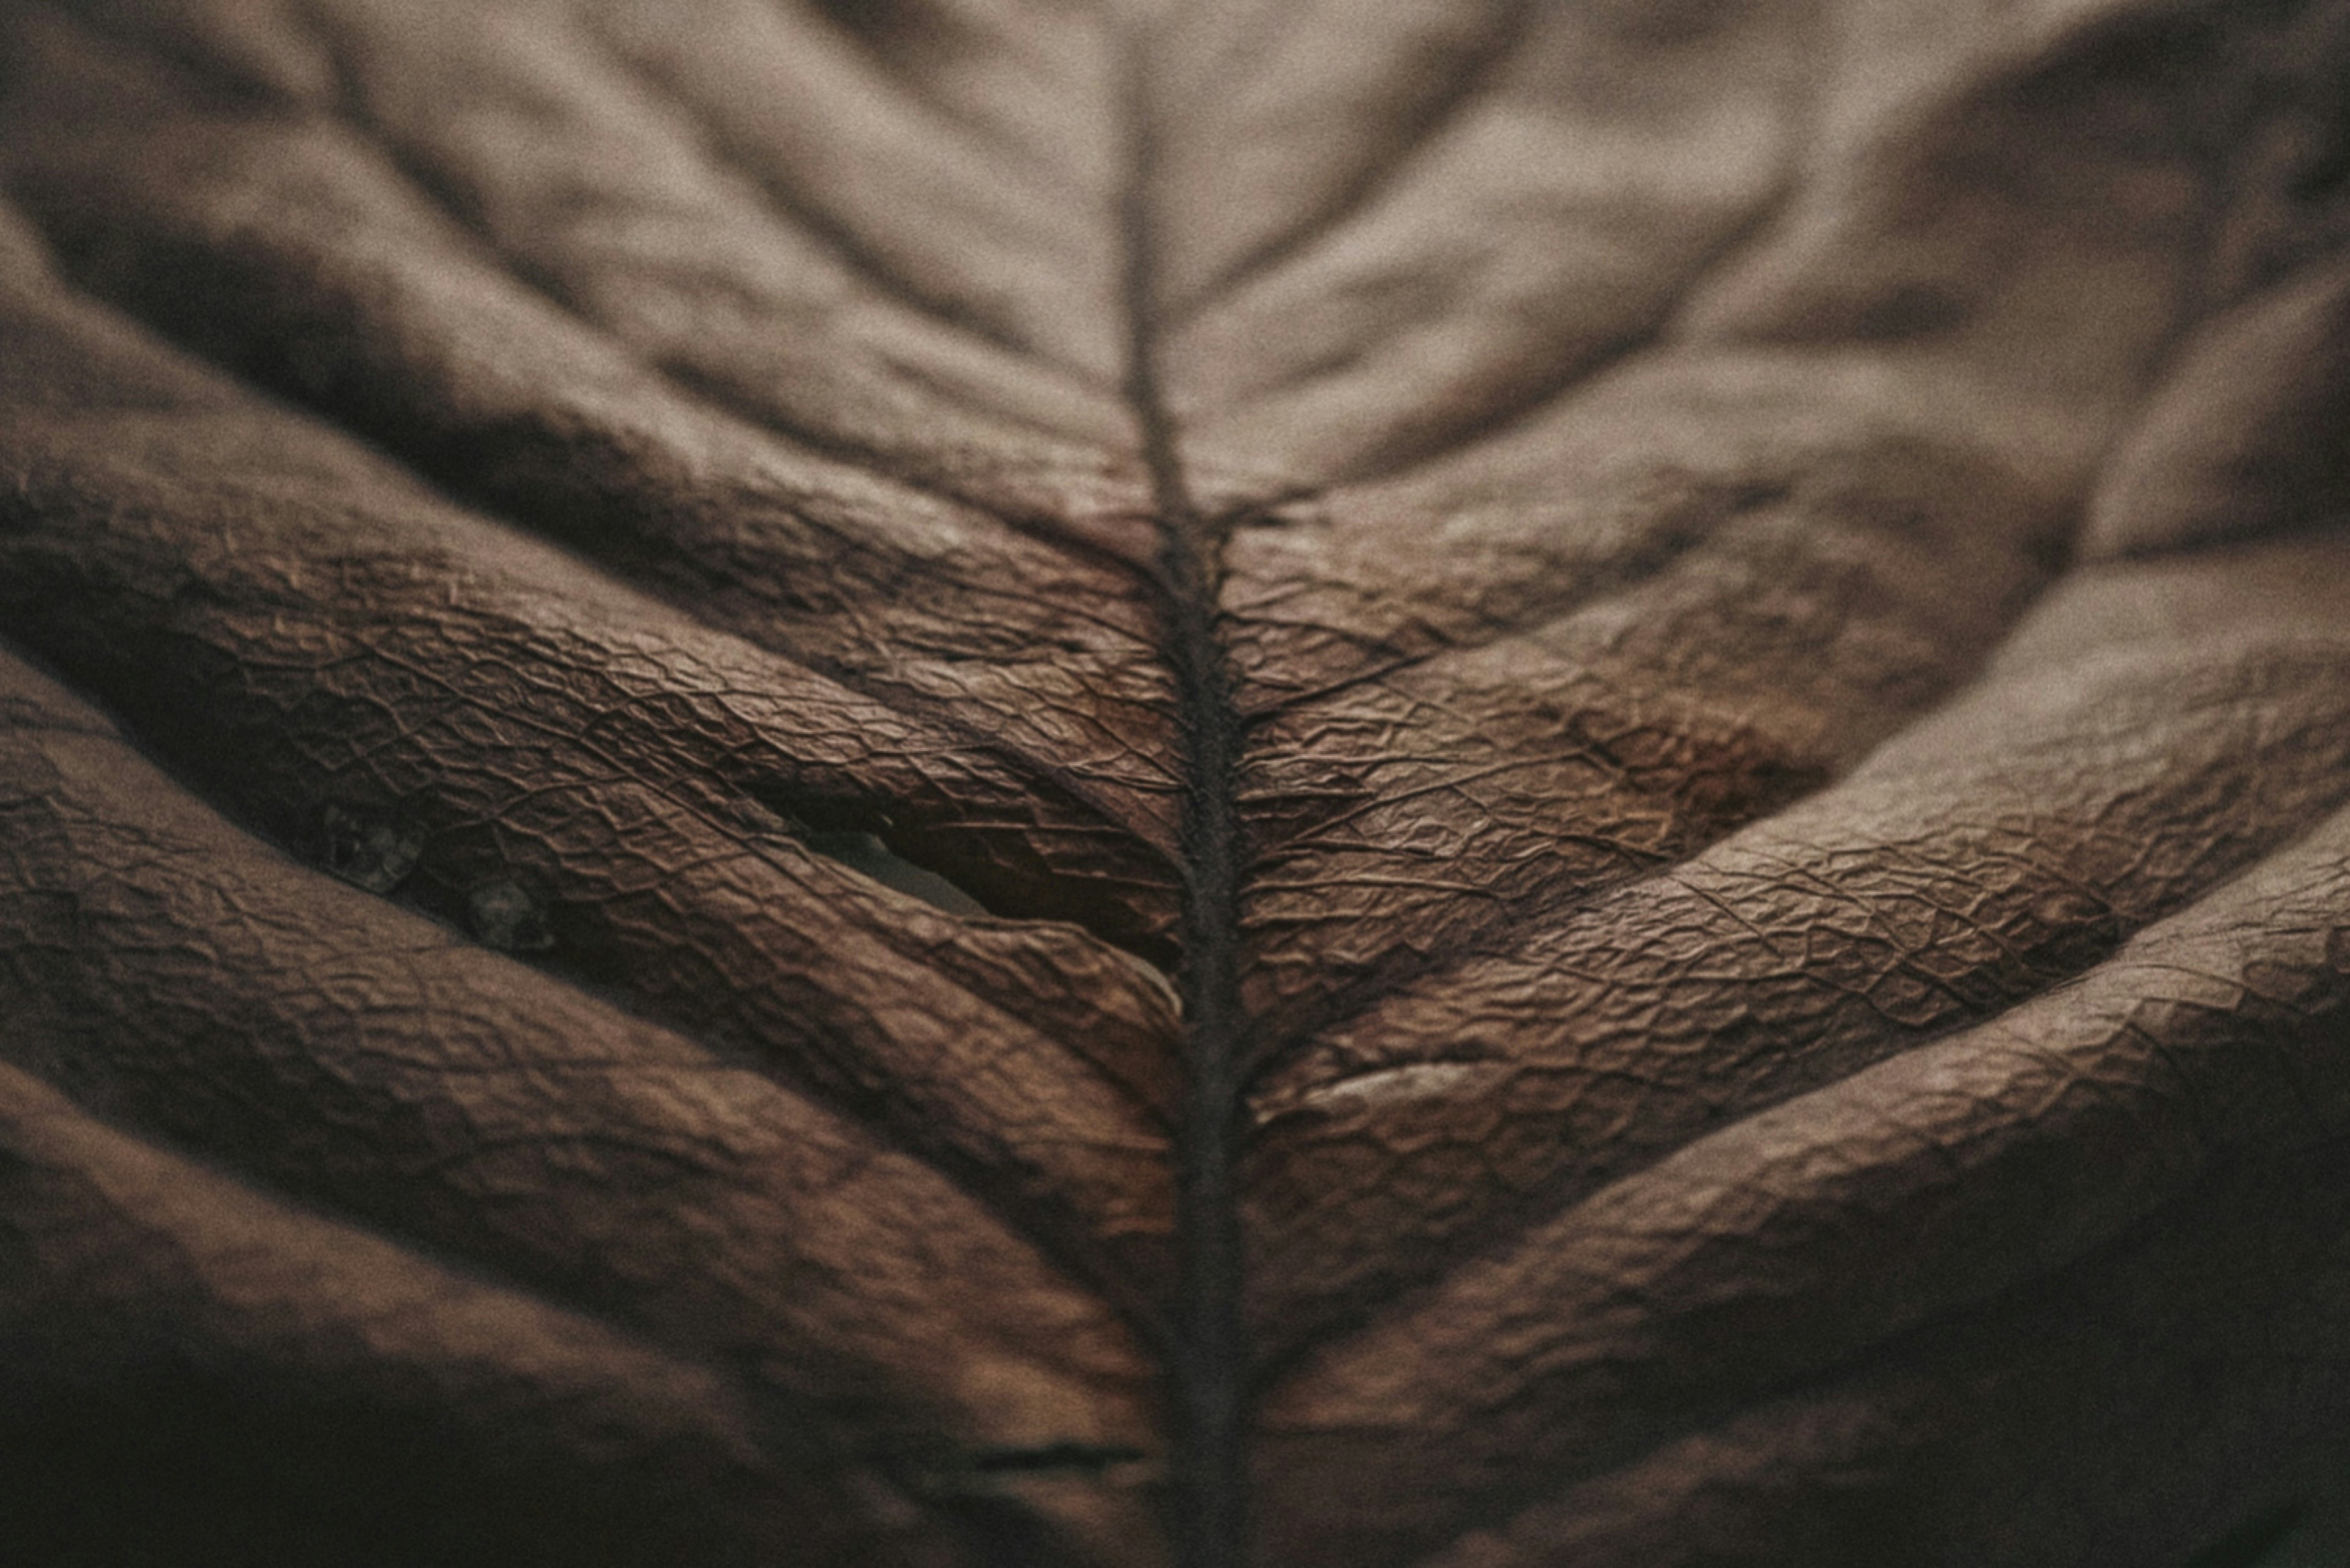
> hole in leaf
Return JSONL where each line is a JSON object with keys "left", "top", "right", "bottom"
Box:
{"left": 733, "top": 787, "right": 993, "bottom": 917}
{"left": 800, "top": 829, "right": 990, "bottom": 917}
{"left": 966, "top": 1443, "right": 1149, "bottom": 1477}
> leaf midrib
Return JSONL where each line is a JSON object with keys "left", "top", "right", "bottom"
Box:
{"left": 1117, "top": 36, "right": 1253, "bottom": 1568}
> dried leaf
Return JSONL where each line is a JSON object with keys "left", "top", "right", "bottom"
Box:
{"left": 2, "top": 1, "right": 2349, "bottom": 1564}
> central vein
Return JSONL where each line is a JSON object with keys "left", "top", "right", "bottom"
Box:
{"left": 1117, "top": 44, "right": 1253, "bottom": 1568}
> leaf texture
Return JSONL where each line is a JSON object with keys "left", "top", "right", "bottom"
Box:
{"left": 1, "top": 1, "right": 2349, "bottom": 1564}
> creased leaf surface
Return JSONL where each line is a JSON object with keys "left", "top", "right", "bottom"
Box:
{"left": 2, "top": 1, "right": 2348, "bottom": 1564}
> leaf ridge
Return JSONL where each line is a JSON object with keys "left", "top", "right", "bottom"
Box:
{"left": 1158, "top": 0, "right": 1540, "bottom": 325}
{"left": 564, "top": 9, "right": 1084, "bottom": 375}
{"left": 1332, "top": 168, "right": 1811, "bottom": 491}
{"left": 294, "top": 12, "right": 1142, "bottom": 545}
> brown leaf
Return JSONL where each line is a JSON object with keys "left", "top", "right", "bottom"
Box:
{"left": 2, "top": 1, "right": 2349, "bottom": 1564}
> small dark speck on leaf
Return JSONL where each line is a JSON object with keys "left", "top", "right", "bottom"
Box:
{"left": 468, "top": 877, "right": 553, "bottom": 952}
{"left": 810, "top": 0, "right": 910, "bottom": 39}
{"left": 319, "top": 804, "right": 423, "bottom": 894}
